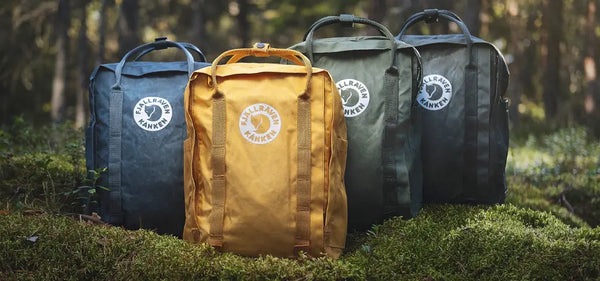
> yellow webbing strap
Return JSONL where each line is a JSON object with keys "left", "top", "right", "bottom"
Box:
{"left": 208, "top": 90, "right": 226, "bottom": 248}
{"left": 295, "top": 95, "right": 311, "bottom": 254}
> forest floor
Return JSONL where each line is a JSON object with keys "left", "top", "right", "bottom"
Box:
{"left": 1, "top": 119, "right": 599, "bottom": 280}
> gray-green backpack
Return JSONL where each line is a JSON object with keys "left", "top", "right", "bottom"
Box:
{"left": 289, "top": 15, "right": 423, "bottom": 230}
{"left": 397, "top": 9, "right": 509, "bottom": 204}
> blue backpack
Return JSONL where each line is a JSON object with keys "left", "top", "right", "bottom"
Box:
{"left": 86, "top": 38, "right": 209, "bottom": 236}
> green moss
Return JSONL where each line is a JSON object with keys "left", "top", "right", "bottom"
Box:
{"left": 345, "top": 204, "right": 600, "bottom": 281}
{"left": 1, "top": 205, "right": 599, "bottom": 280}
{"left": 506, "top": 127, "right": 600, "bottom": 227}
{"left": 0, "top": 213, "right": 363, "bottom": 280}
{"left": 0, "top": 119, "right": 85, "bottom": 213}
{"left": 0, "top": 153, "right": 84, "bottom": 212}
{"left": 506, "top": 176, "right": 589, "bottom": 228}
{"left": 2, "top": 116, "right": 600, "bottom": 280}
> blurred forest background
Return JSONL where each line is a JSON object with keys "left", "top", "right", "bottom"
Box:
{"left": 1, "top": 0, "right": 600, "bottom": 137}
{"left": 2, "top": 3, "right": 600, "bottom": 278}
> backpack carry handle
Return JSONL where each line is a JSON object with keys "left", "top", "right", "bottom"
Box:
{"left": 401, "top": 9, "right": 463, "bottom": 29}
{"left": 302, "top": 14, "right": 388, "bottom": 40}
{"left": 303, "top": 14, "right": 397, "bottom": 70}
{"left": 209, "top": 43, "right": 313, "bottom": 99}
{"left": 397, "top": 9, "right": 475, "bottom": 67}
{"left": 225, "top": 49, "right": 304, "bottom": 66}
{"left": 400, "top": 10, "right": 481, "bottom": 192}
{"left": 112, "top": 39, "right": 195, "bottom": 90}
{"left": 133, "top": 37, "right": 207, "bottom": 62}
{"left": 397, "top": 9, "right": 472, "bottom": 44}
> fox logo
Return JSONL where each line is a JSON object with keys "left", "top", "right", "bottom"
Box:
{"left": 239, "top": 103, "right": 281, "bottom": 144}
{"left": 336, "top": 79, "right": 370, "bottom": 117}
{"left": 425, "top": 84, "right": 442, "bottom": 101}
{"left": 142, "top": 104, "right": 162, "bottom": 122}
{"left": 417, "top": 74, "right": 452, "bottom": 111}
{"left": 249, "top": 114, "right": 268, "bottom": 134}
{"left": 340, "top": 88, "right": 358, "bottom": 106}
{"left": 133, "top": 97, "right": 172, "bottom": 131}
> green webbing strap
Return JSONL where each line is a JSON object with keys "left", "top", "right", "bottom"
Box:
{"left": 108, "top": 89, "right": 124, "bottom": 225}
{"left": 464, "top": 57, "right": 480, "bottom": 199}
{"left": 382, "top": 66, "right": 400, "bottom": 214}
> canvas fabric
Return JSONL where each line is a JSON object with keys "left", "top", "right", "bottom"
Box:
{"left": 289, "top": 15, "right": 423, "bottom": 230}
{"left": 182, "top": 43, "right": 348, "bottom": 259}
{"left": 86, "top": 39, "right": 209, "bottom": 236}
{"left": 396, "top": 9, "right": 510, "bottom": 204}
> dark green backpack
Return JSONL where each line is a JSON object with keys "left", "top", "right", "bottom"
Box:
{"left": 289, "top": 15, "right": 423, "bottom": 230}
{"left": 397, "top": 9, "right": 510, "bottom": 204}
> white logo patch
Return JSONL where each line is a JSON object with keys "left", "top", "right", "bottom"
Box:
{"left": 418, "top": 74, "right": 453, "bottom": 111}
{"left": 239, "top": 103, "right": 281, "bottom": 144}
{"left": 133, "top": 97, "right": 173, "bottom": 131}
{"left": 336, "top": 79, "right": 370, "bottom": 117}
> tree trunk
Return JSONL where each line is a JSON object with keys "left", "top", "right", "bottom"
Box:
{"left": 189, "top": 0, "right": 207, "bottom": 54}
{"left": 75, "top": 0, "right": 90, "bottom": 128}
{"left": 541, "top": 0, "right": 561, "bottom": 120}
{"left": 521, "top": 13, "right": 537, "bottom": 97}
{"left": 507, "top": 10, "right": 522, "bottom": 126}
{"left": 410, "top": 0, "right": 424, "bottom": 10}
{"left": 51, "top": 0, "right": 70, "bottom": 123}
{"left": 584, "top": 0, "right": 600, "bottom": 135}
{"left": 118, "top": 0, "right": 139, "bottom": 57}
{"left": 237, "top": 0, "right": 250, "bottom": 48}
{"left": 463, "top": 0, "right": 481, "bottom": 36}
{"left": 512, "top": 12, "right": 539, "bottom": 126}
{"left": 367, "top": 0, "right": 386, "bottom": 35}
{"left": 97, "top": 0, "right": 109, "bottom": 64}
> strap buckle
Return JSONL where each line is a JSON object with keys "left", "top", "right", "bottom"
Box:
{"left": 252, "top": 42, "right": 271, "bottom": 57}
{"left": 424, "top": 9, "right": 439, "bottom": 23}
{"left": 154, "top": 37, "right": 169, "bottom": 50}
{"left": 339, "top": 14, "right": 355, "bottom": 27}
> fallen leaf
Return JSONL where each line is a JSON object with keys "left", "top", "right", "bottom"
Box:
{"left": 97, "top": 237, "right": 109, "bottom": 246}
{"left": 91, "top": 212, "right": 101, "bottom": 220}
{"left": 0, "top": 210, "right": 10, "bottom": 215}
{"left": 27, "top": 236, "right": 39, "bottom": 243}
{"left": 81, "top": 214, "right": 106, "bottom": 225}
{"left": 23, "top": 210, "right": 44, "bottom": 216}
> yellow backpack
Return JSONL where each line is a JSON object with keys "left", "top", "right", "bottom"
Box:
{"left": 182, "top": 43, "right": 348, "bottom": 259}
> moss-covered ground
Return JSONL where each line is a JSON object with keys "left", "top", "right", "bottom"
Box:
{"left": 1, "top": 119, "right": 599, "bottom": 280}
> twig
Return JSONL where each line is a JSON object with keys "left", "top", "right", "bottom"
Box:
{"left": 560, "top": 192, "right": 575, "bottom": 214}
{"left": 63, "top": 213, "right": 107, "bottom": 225}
